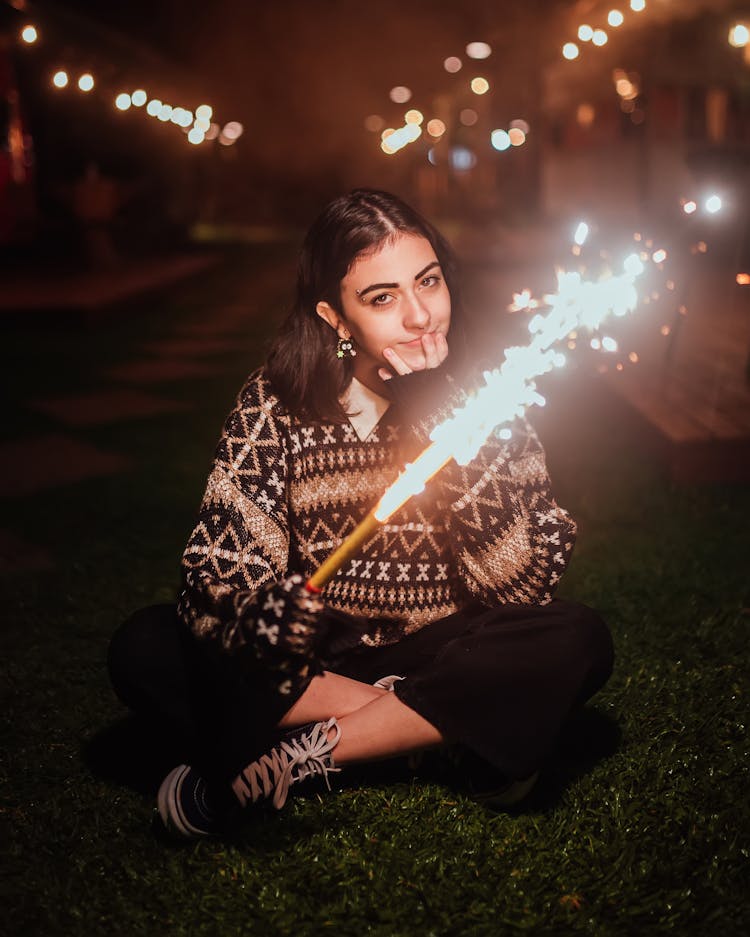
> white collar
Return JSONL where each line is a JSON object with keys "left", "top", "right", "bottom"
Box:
{"left": 341, "top": 376, "right": 391, "bottom": 441}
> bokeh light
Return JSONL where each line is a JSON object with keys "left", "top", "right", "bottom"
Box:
{"left": 389, "top": 86, "right": 412, "bottom": 104}
{"left": 460, "top": 108, "right": 478, "bottom": 126}
{"left": 52, "top": 70, "right": 68, "bottom": 88}
{"left": 466, "top": 41, "right": 491, "bottom": 59}
{"left": 490, "top": 129, "right": 511, "bottom": 151}
{"left": 427, "top": 119, "right": 446, "bottom": 137}
{"left": 578, "top": 25, "right": 593, "bottom": 41}
{"left": 608, "top": 10, "right": 624, "bottom": 27}
{"left": 221, "top": 121, "right": 244, "bottom": 141}
{"left": 563, "top": 42, "right": 579, "bottom": 60}
{"left": 364, "top": 114, "right": 384, "bottom": 132}
{"left": 508, "top": 127, "right": 526, "bottom": 146}
{"left": 510, "top": 118, "right": 530, "bottom": 134}
{"left": 443, "top": 56, "right": 462, "bottom": 73}
{"left": 115, "top": 93, "right": 132, "bottom": 111}
{"left": 404, "top": 109, "right": 423, "bottom": 125}
{"left": 195, "top": 104, "right": 213, "bottom": 121}
{"left": 158, "top": 103, "right": 173, "bottom": 121}
{"left": 592, "top": 29, "right": 608, "bottom": 46}
{"left": 450, "top": 147, "right": 476, "bottom": 171}
{"left": 78, "top": 73, "right": 94, "bottom": 92}
{"left": 577, "top": 103, "right": 595, "bottom": 126}
{"left": 705, "top": 194, "right": 722, "bottom": 213}
{"left": 131, "top": 89, "right": 147, "bottom": 107}
{"left": 188, "top": 127, "right": 205, "bottom": 145}
{"left": 470, "top": 77, "right": 489, "bottom": 94}
{"left": 21, "top": 25, "right": 37, "bottom": 43}
{"left": 630, "top": 0, "right": 646, "bottom": 10}
{"left": 729, "top": 24, "right": 749, "bottom": 47}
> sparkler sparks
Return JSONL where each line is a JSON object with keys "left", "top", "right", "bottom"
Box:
{"left": 307, "top": 254, "right": 648, "bottom": 591}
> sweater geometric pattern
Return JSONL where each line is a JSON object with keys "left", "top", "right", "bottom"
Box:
{"left": 179, "top": 369, "right": 576, "bottom": 652}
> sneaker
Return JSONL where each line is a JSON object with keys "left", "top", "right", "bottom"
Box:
{"left": 373, "top": 674, "right": 405, "bottom": 692}
{"left": 471, "top": 770, "right": 539, "bottom": 809}
{"left": 157, "top": 764, "right": 229, "bottom": 839}
{"left": 232, "top": 717, "right": 341, "bottom": 810}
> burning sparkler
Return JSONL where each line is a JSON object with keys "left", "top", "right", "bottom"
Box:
{"left": 306, "top": 253, "right": 649, "bottom": 593}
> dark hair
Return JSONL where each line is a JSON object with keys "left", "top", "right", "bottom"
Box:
{"left": 265, "top": 188, "right": 465, "bottom": 421}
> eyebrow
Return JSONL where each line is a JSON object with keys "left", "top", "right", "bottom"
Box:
{"left": 357, "top": 261, "right": 441, "bottom": 299}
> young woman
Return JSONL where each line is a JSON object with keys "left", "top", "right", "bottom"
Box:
{"left": 108, "top": 188, "right": 614, "bottom": 838}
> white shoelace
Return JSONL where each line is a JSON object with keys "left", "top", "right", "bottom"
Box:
{"left": 234, "top": 717, "right": 342, "bottom": 810}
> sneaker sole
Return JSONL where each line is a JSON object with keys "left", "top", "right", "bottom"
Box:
{"left": 157, "top": 764, "right": 212, "bottom": 839}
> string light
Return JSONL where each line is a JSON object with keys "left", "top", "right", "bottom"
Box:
{"left": 470, "top": 77, "right": 490, "bottom": 94}
{"left": 78, "top": 73, "right": 94, "bottom": 92}
{"left": 578, "top": 25, "right": 594, "bottom": 41}
{"left": 563, "top": 42, "right": 579, "bottom": 60}
{"left": 608, "top": 10, "right": 624, "bottom": 28}
{"left": 52, "top": 70, "right": 68, "bottom": 88}
{"left": 115, "top": 93, "right": 131, "bottom": 111}
{"left": 131, "top": 90, "right": 147, "bottom": 107}
{"left": 21, "top": 24, "right": 37, "bottom": 43}
{"left": 592, "top": 29, "right": 608, "bottom": 46}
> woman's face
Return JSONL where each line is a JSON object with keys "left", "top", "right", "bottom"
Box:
{"left": 317, "top": 233, "right": 452, "bottom": 390}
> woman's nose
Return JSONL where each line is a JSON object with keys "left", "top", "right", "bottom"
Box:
{"left": 403, "top": 293, "right": 430, "bottom": 330}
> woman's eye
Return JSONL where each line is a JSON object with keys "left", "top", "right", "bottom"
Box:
{"left": 371, "top": 293, "right": 392, "bottom": 306}
{"left": 421, "top": 275, "right": 440, "bottom": 288}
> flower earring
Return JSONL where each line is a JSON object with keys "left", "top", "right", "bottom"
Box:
{"left": 336, "top": 334, "right": 356, "bottom": 359}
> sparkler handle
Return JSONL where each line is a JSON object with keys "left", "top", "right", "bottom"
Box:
{"left": 305, "top": 512, "right": 381, "bottom": 593}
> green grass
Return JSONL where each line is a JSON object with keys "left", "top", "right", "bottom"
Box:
{"left": 2, "top": 248, "right": 749, "bottom": 935}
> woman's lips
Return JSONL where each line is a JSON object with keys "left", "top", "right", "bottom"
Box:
{"left": 400, "top": 333, "right": 434, "bottom": 347}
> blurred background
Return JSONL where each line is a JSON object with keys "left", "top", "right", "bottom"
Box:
{"left": 1, "top": 0, "right": 749, "bottom": 480}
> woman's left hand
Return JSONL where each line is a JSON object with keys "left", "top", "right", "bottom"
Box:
{"left": 378, "top": 331, "right": 449, "bottom": 382}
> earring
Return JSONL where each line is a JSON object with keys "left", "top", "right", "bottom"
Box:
{"left": 336, "top": 335, "right": 356, "bottom": 359}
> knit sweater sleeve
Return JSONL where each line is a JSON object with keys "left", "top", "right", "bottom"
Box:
{"left": 177, "top": 372, "right": 291, "bottom": 650}
{"left": 386, "top": 367, "right": 577, "bottom": 606}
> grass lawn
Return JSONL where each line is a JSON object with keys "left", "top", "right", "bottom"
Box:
{"left": 2, "top": 246, "right": 748, "bottom": 935}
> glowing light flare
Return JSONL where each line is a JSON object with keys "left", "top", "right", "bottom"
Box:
{"left": 508, "top": 289, "right": 538, "bottom": 312}
{"left": 389, "top": 86, "right": 412, "bottom": 104}
{"left": 21, "top": 25, "right": 37, "bottom": 43}
{"left": 577, "top": 103, "right": 595, "bottom": 127}
{"left": 601, "top": 336, "right": 618, "bottom": 352}
{"left": 470, "top": 77, "right": 490, "bottom": 95}
{"left": 705, "top": 194, "right": 722, "bottom": 214}
{"left": 608, "top": 10, "right": 624, "bottom": 27}
{"left": 573, "top": 221, "right": 589, "bottom": 245}
{"left": 466, "top": 42, "right": 491, "bottom": 59}
{"left": 78, "top": 74, "right": 94, "bottom": 92}
{"left": 630, "top": 0, "right": 646, "bottom": 11}
{"left": 221, "top": 121, "right": 243, "bottom": 141}
{"left": 652, "top": 248, "right": 667, "bottom": 264}
{"left": 563, "top": 43, "right": 579, "bottom": 60}
{"left": 131, "top": 90, "right": 147, "bottom": 107}
{"left": 115, "top": 93, "right": 132, "bottom": 111}
{"left": 682, "top": 200, "right": 697, "bottom": 214}
{"left": 736, "top": 273, "right": 750, "bottom": 285}
{"left": 578, "top": 25, "right": 594, "bottom": 41}
{"left": 490, "top": 129, "right": 511, "bottom": 151}
{"left": 592, "top": 30, "right": 608, "bottom": 46}
{"left": 52, "top": 70, "right": 68, "bottom": 88}
{"left": 729, "top": 24, "right": 749, "bottom": 48}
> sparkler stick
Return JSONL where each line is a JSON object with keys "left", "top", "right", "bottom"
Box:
{"left": 306, "top": 255, "right": 647, "bottom": 593}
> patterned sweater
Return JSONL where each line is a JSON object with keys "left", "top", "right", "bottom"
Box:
{"left": 178, "top": 367, "right": 576, "bottom": 652}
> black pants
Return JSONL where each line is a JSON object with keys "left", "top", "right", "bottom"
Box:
{"left": 108, "top": 601, "right": 614, "bottom": 785}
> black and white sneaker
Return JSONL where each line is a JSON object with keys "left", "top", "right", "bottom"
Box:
{"left": 232, "top": 717, "right": 341, "bottom": 809}
{"left": 157, "top": 717, "right": 342, "bottom": 840}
